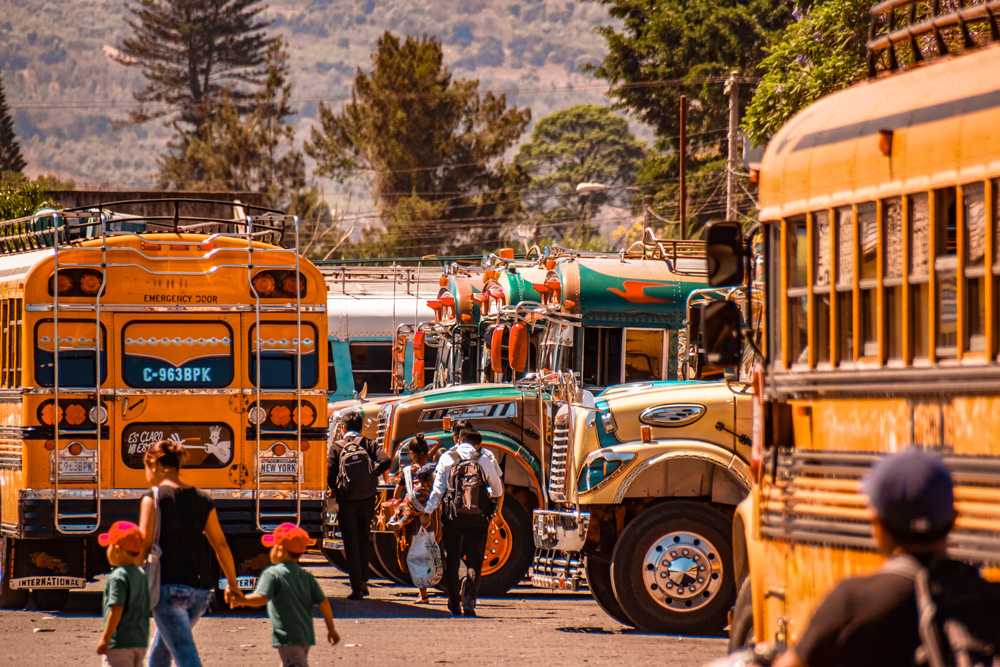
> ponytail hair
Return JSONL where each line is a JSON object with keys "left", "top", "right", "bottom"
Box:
{"left": 144, "top": 439, "right": 187, "bottom": 470}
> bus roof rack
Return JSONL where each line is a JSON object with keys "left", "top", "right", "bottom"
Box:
{"left": 0, "top": 198, "right": 293, "bottom": 255}
{"left": 867, "top": 0, "right": 1000, "bottom": 77}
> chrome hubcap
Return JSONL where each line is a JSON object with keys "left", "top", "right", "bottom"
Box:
{"left": 641, "top": 530, "right": 723, "bottom": 612}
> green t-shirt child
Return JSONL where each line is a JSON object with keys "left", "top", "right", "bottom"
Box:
{"left": 254, "top": 562, "right": 328, "bottom": 647}
{"left": 102, "top": 564, "right": 150, "bottom": 649}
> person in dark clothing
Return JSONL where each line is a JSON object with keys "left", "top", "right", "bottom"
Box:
{"left": 138, "top": 439, "right": 244, "bottom": 667}
{"left": 774, "top": 449, "right": 1000, "bottom": 667}
{"left": 328, "top": 410, "right": 390, "bottom": 601}
{"left": 421, "top": 428, "right": 503, "bottom": 617}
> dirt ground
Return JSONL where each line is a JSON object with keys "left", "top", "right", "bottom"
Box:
{"left": 0, "top": 554, "right": 728, "bottom": 666}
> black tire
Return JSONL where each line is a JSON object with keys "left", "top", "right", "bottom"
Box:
{"left": 372, "top": 531, "right": 412, "bottom": 586}
{"left": 610, "top": 501, "right": 735, "bottom": 635}
{"left": 584, "top": 556, "right": 632, "bottom": 626}
{"left": 0, "top": 537, "right": 28, "bottom": 609}
{"left": 478, "top": 493, "right": 534, "bottom": 596}
{"left": 367, "top": 536, "right": 394, "bottom": 581}
{"left": 320, "top": 546, "right": 348, "bottom": 573}
{"left": 32, "top": 588, "right": 70, "bottom": 611}
{"left": 728, "top": 577, "right": 755, "bottom": 653}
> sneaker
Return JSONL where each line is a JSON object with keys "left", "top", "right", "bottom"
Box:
{"left": 460, "top": 577, "right": 475, "bottom": 615}
{"left": 346, "top": 591, "right": 364, "bottom": 601}
{"left": 462, "top": 607, "right": 477, "bottom": 617}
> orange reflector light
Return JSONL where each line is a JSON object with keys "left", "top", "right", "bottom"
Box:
{"left": 280, "top": 272, "right": 306, "bottom": 296}
{"left": 56, "top": 274, "right": 74, "bottom": 295}
{"left": 293, "top": 404, "right": 315, "bottom": 427}
{"left": 498, "top": 248, "right": 514, "bottom": 260}
{"left": 546, "top": 259, "right": 556, "bottom": 271}
{"left": 269, "top": 405, "right": 291, "bottom": 426}
{"left": 141, "top": 242, "right": 160, "bottom": 251}
{"left": 65, "top": 403, "right": 87, "bottom": 426}
{"left": 199, "top": 242, "right": 215, "bottom": 251}
{"left": 461, "top": 313, "right": 472, "bottom": 323}
{"left": 641, "top": 425, "right": 652, "bottom": 443}
{"left": 41, "top": 404, "right": 63, "bottom": 425}
{"left": 253, "top": 273, "right": 276, "bottom": 297}
{"left": 68, "top": 442, "right": 83, "bottom": 456}
{"left": 272, "top": 443, "right": 287, "bottom": 457}
{"left": 301, "top": 441, "right": 310, "bottom": 452}
{"left": 440, "top": 295, "right": 455, "bottom": 306}
{"left": 564, "top": 300, "right": 577, "bottom": 310}
{"left": 44, "top": 440, "right": 55, "bottom": 451}
{"left": 79, "top": 271, "right": 102, "bottom": 295}
{"left": 439, "top": 277, "right": 449, "bottom": 287}
{"left": 170, "top": 244, "right": 188, "bottom": 250}
{"left": 426, "top": 299, "right": 442, "bottom": 309}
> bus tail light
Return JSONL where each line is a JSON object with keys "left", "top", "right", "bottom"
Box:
{"left": 269, "top": 405, "right": 291, "bottom": 427}
{"left": 55, "top": 274, "right": 75, "bottom": 295}
{"left": 252, "top": 272, "right": 276, "bottom": 297}
{"left": 292, "top": 404, "right": 315, "bottom": 427}
{"left": 271, "top": 443, "right": 287, "bottom": 457}
{"left": 44, "top": 440, "right": 55, "bottom": 451}
{"left": 67, "top": 442, "right": 83, "bottom": 456}
{"left": 40, "top": 403, "right": 63, "bottom": 425}
{"left": 65, "top": 403, "right": 87, "bottom": 426}
{"left": 89, "top": 404, "right": 108, "bottom": 424}
{"left": 79, "top": 271, "right": 103, "bottom": 295}
{"left": 300, "top": 441, "right": 310, "bottom": 452}
{"left": 280, "top": 272, "right": 306, "bottom": 297}
{"left": 248, "top": 406, "right": 267, "bottom": 425}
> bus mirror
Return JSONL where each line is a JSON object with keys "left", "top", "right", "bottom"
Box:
{"left": 509, "top": 322, "right": 528, "bottom": 372}
{"left": 706, "top": 220, "right": 745, "bottom": 287}
{"left": 490, "top": 325, "right": 506, "bottom": 373}
{"left": 702, "top": 300, "right": 743, "bottom": 367}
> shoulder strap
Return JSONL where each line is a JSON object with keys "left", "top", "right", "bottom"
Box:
{"left": 404, "top": 465, "right": 415, "bottom": 497}
{"left": 883, "top": 554, "right": 950, "bottom": 667}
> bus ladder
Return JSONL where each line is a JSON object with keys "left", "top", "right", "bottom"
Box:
{"left": 249, "top": 213, "right": 304, "bottom": 532}
{"left": 51, "top": 211, "right": 109, "bottom": 535}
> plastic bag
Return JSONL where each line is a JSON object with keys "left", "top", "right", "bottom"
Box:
{"left": 406, "top": 526, "right": 443, "bottom": 588}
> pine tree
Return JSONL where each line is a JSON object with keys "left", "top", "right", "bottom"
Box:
{"left": 113, "top": 0, "right": 274, "bottom": 135}
{"left": 306, "top": 32, "right": 531, "bottom": 256}
{"left": 0, "top": 72, "right": 26, "bottom": 175}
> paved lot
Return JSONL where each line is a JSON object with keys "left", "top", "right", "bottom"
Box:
{"left": 0, "top": 555, "right": 727, "bottom": 666}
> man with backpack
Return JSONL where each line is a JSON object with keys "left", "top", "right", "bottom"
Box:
{"left": 421, "top": 427, "right": 503, "bottom": 617}
{"left": 771, "top": 449, "right": 1000, "bottom": 667}
{"left": 328, "top": 410, "right": 390, "bottom": 601}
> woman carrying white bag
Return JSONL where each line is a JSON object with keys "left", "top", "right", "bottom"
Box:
{"left": 388, "top": 459, "right": 442, "bottom": 601}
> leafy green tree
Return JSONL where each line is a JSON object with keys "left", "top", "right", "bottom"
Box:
{"left": 514, "top": 104, "right": 646, "bottom": 240}
{"left": 0, "top": 173, "right": 65, "bottom": 221}
{"left": 584, "top": 0, "right": 800, "bottom": 236}
{"left": 306, "top": 32, "right": 531, "bottom": 257}
{"left": 0, "top": 72, "right": 26, "bottom": 175}
{"left": 113, "top": 0, "right": 274, "bottom": 135}
{"left": 159, "top": 39, "right": 305, "bottom": 210}
{"left": 743, "top": 0, "right": 869, "bottom": 145}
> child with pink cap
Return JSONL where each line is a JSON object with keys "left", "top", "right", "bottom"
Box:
{"left": 96, "top": 521, "right": 149, "bottom": 667}
{"left": 230, "top": 523, "right": 339, "bottom": 666}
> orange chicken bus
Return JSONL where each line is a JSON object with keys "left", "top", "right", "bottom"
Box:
{"left": 0, "top": 199, "right": 327, "bottom": 610}
{"left": 702, "top": 0, "right": 1000, "bottom": 654}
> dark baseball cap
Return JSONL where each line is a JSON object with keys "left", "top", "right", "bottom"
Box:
{"left": 863, "top": 449, "right": 956, "bottom": 542}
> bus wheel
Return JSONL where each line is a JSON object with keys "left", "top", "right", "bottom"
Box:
{"left": 0, "top": 537, "right": 28, "bottom": 609}
{"left": 32, "top": 588, "right": 70, "bottom": 611}
{"left": 367, "top": 536, "right": 394, "bottom": 582}
{"left": 728, "top": 577, "right": 755, "bottom": 652}
{"left": 477, "top": 493, "right": 533, "bottom": 597}
{"left": 584, "top": 556, "right": 632, "bottom": 626}
{"left": 320, "top": 546, "right": 348, "bottom": 574}
{"left": 610, "top": 501, "right": 734, "bottom": 635}
{"left": 372, "top": 531, "right": 411, "bottom": 586}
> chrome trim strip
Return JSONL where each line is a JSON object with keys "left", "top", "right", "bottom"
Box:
{"left": 612, "top": 449, "right": 751, "bottom": 504}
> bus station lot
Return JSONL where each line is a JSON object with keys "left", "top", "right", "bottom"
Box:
{"left": 0, "top": 554, "right": 726, "bottom": 666}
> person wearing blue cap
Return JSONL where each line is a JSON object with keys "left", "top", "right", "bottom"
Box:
{"left": 773, "top": 449, "right": 1000, "bottom": 667}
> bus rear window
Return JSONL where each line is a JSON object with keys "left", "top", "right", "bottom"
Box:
{"left": 122, "top": 321, "right": 233, "bottom": 388}
{"left": 249, "top": 323, "right": 319, "bottom": 389}
{"left": 350, "top": 342, "right": 392, "bottom": 394}
{"left": 35, "top": 320, "right": 107, "bottom": 387}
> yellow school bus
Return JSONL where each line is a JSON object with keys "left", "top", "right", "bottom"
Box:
{"left": 0, "top": 198, "right": 327, "bottom": 609}
{"left": 702, "top": 0, "right": 1000, "bottom": 652}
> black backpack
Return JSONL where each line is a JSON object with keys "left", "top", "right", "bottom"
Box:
{"left": 885, "top": 555, "right": 1000, "bottom": 667}
{"left": 335, "top": 434, "right": 377, "bottom": 500}
{"left": 442, "top": 451, "right": 496, "bottom": 521}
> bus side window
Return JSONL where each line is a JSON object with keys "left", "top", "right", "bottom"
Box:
{"left": 883, "top": 198, "right": 904, "bottom": 362}
{"left": 934, "top": 187, "right": 958, "bottom": 357}
{"left": 994, "top": 179, "right": 1000, "bottom": 358}
{"left": 349, "top": 342, "right": 393, "bottom": 395}
{"left": 962, "top": 182, "right": 986, "bottom": 353}
{"left": 813, "top": 211, "right": 832, "bottom": 365}
{"left": 858, "top": 202, "right": 878, "bottom": 359}
{"left": 327, "top": 341, "right": 338, "bottom": 395}
{"left": 835, "top": 206, "right": 855, "bottom": 365}
{"left": 909, "top": 193, "right": 931, "bottom": 361}
{"left": 786, "top": 216, "right": 808, "bottom": 366}
{"left": 581, "top": 327, "right": 622, "bottom": 388}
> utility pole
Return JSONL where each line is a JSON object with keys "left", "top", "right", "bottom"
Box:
{"left": 725, "top": 71, "right": 739, "bottom": 221}
{"left": 679, "top": 95, "right": 687, "bottom": 240}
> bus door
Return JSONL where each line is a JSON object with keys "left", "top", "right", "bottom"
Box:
{"left": 114, "top": 316, "right": 242, "bottom": 490}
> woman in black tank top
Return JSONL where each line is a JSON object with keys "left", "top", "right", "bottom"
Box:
{"left": 137, "top": 440, "right": 245, "bottom": 667}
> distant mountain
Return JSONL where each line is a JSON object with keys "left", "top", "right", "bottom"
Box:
{"left": 1, "top": 0, "right": 621, "bottom": 200}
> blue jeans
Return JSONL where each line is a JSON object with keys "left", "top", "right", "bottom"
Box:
{"left": 147, "top": 584, "right": 213, "bottom": 667}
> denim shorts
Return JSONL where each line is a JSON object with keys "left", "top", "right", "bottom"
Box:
{"left": 146, "top": 584, "right": 213, "bottom": 667}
